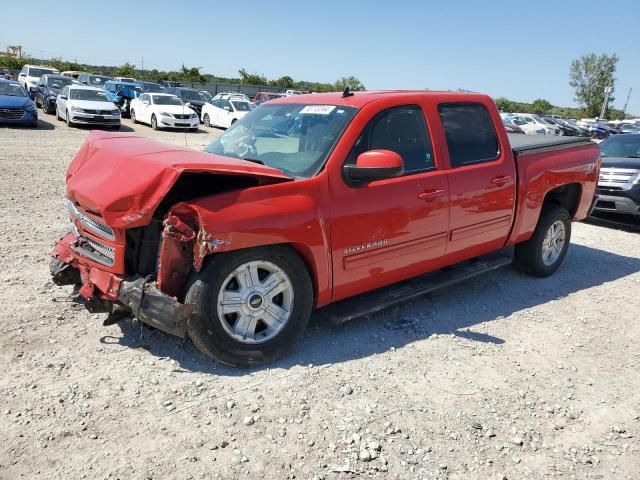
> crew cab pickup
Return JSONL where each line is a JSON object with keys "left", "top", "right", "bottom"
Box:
{"left": 50, "top": 91, "right": 600, "bottom": 366}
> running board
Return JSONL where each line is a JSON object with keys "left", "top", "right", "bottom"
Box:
{"left": 316, "top": 251, "right": 513, "bottom": 325}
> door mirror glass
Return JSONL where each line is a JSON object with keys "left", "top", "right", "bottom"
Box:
{"left": 343, "top": 149, "right": 404, "bottom": 184}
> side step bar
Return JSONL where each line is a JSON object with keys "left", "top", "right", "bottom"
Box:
{"left": 316, "top": 250, "right": 513, "bottom": 325}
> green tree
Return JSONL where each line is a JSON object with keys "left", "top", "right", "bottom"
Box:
{"left": 494, "top": 97, "right": 515, "bottom": 112}
{"left": 238, "top": 68, "right": 267, "bottom": 85}
{"left": 271, "top": 75, "right": 295, "bottom": 89}
{"left": 0, "top": 54, "right": 32, "bottom": 69}
{"left": 116, "top": 62, "right": 137, "bottom": 78}
{"left": 179, "top": 64, "right": 206, "bottom": 85}
{"left": 531, "top": 98, "right": 553, "bottom": 114}
{"left": 569, "top": 53, "right": 618, "bottom": 117}
{"left": 334, "top": 76, "right": 366, "bottom": 91}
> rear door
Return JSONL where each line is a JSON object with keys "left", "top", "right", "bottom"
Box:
{"left": 437, "top": 102, "right": 516, "bottom": 257}
{"left": 329, "top": 103, "right": 450, "bottom": 301}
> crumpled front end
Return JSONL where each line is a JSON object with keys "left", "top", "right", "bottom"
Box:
{"left": 50, "top": 200, "right": 194, "bottom": 337}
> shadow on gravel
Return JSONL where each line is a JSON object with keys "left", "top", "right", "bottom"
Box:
{"left": 101, "top": 243, "right": 640, "bottom": 376}
{"left": 0, "top": 118, "right": 56, "bottom": 130}
{"left": 584, "top": 214, "right": 640, "bottom": 233}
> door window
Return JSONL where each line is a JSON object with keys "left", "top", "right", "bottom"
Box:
{"left": 438, "top": 103, "right": 500, "bottom": 167}
{"left": 346, "top": 105, "right": 434, "bottom": 174}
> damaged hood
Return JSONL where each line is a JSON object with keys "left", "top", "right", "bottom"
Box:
{"left": 66, "top": 131, "right": 292, "bottom": 228}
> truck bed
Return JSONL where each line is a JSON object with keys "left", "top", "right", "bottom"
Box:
{"left": 508, "top": 134, "right": 592, "bottom": 156}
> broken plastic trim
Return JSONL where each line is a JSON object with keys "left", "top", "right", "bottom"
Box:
{"left": 117, "top": 277, "right": 195, "bottom": 337}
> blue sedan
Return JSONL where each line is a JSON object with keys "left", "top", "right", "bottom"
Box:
{"left": 0, "top": 79, "right": 38, "bottom": 127}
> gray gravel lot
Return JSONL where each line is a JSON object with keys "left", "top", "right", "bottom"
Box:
{"left": 0, "top": 117, "right": 639, "bottom": 479}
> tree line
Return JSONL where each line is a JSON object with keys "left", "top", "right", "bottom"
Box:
{"left": 0, "top": 51, "right": 630, "bottom": 117}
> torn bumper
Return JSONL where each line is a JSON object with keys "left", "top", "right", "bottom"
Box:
{"left": 50, "top": 233, "right": 194, "bottom": 337}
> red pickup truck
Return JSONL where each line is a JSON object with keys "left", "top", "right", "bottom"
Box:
{"left": 51, "top": 91, "right": 600, "bottom": 366}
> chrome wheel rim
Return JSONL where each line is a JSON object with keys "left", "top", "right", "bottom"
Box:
{"left": 542, "top": 220, "right": 565, "bottom": 266}
{"left": 217, "top": 260, "right": 294, "bottom": 344}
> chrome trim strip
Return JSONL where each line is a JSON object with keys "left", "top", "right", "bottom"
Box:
{"left": 67, "top": 201, "right": 115, "bottom": 240}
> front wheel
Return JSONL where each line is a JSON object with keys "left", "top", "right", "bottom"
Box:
{"left": 514, "top": 204, "right": 571, "bottom": 277}
{"left": 203, "top": 113, "right": 211, "bottom": 127}
{"left": 185, "top": 246, "right": 313, "bottom": 367}
{"left": 66, "top": 110, "right": 74, "bottom": 128}
{"left": 151, "top": 114, "right": 158, "bottom": 130}
{"left": 130, "top": 109, "right": 137, "bottom": 124}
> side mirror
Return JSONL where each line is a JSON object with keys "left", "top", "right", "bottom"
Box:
{"left": 59, "top": 94, "right": 67, "bottom": 100}
{"left": 29, "top": 91, "right": 36, "bottom": 100}
{"left": 343, "top": 149, "right": 404, "bottom": 185}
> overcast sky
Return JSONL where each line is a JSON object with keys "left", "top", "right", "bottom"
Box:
{"left": 3, "top": 0, "right": 639, "bottom": 113}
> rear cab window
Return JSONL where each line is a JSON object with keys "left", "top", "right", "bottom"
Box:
{"left": 438, "top": 103, "right": 500, "bottom": 167}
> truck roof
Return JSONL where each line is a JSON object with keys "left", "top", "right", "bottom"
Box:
{"left": 272, "top": 90, "right": 492, "bottom": 109}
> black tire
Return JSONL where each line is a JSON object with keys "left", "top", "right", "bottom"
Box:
{"left": 130, "top": 109, "right": 137, "bottom": 124}
{"left": 514, "top": 204, "right": 571, "bottom": 277}
{"left": 203, "top": 114, "right": 210, "bottom": 127}
{"left": 151, "top": 114, "right": 158, "bottom": 130}
{"left": 185, "top": 246, "right": 313, "bottom": 367}
{"left": 56, "top": 106, "right": 62, "bottom": 121}
{"left": 66, "top": 110, "right": 74, "bottom": 128}
{"left": 42, "top": 100, "right": 50, "bottom": 114}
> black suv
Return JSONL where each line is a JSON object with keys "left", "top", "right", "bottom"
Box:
{"left": 35, "top": 74, "right": 75, "bottom": 114}
{"left": 164, "top": 87, "right": 206, "bottom": 121}
{"left": 594, "top": 134, "right": 640, "bottom": 219}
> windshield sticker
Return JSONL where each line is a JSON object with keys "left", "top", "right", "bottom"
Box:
{"left": 300, "top": 105, "right": 335, "bottom": 115}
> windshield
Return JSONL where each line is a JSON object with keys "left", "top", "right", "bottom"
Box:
{"left": 512, "top": 117, "right": 528, "bottom": 126}
{"left": 0, "top": 82, "right": 27, "bottom": 97}
{"left": 70, "top": 89, "right": 110, "bottom": 101}
{"left": 47, "top": 77, "right": 74, "bottom": 89}
{"left": 231, "top": 101, "right": 252, "bottom": 112}
{"left": 119, "top": 77, "right": 135, "bottom": 83}
{"left": 600, "top": 136, "right": 640, "bottom": 158}
{"left": 204, "top": 103, "right": 357, "bottom": 178}
{"left": 153, "top": 95, "right": 182, "bottom": 105}
{"left": 200, "top": 91, "right": 213, "bottom": 101}
{"left": 181, "top": 89, "right": 204, "bottom": 101}
{"left": 28, "top": 68, "right": 56, "bottom": 78}
{"left": 88, "top": 76, "right": 111, "bottom": 86}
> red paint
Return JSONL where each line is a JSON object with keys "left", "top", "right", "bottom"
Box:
{"left": 354, "top": 149, "right": 403, "bottom": 169}
{"left": 51, "top": 91, "right": 600, "bottom": 313}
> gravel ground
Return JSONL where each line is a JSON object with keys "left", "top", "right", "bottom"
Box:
{"left": 1, "top": 117, "right": 639, "bottom": 480}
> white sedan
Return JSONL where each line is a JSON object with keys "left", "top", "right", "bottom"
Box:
{"left": 55, "top": 85, "right": 121, "bottom": 129}
{"left": 201, "top": 98, "right": 253, "bottom": 129}
{"left": 130, "top": 93, "right": 199, "bottom": 130}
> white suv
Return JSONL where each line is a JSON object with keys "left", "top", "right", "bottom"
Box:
{"left": 18, "top": 64, "right": 60, "bottom": 92}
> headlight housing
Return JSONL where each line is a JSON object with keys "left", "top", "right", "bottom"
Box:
{"left": 70, "top": 106, "right": 88, "bottom": 113}
{"left": 111, "top": 109, "right": 121, "bottom": 116}
{"left": 25, "top": 103, "right": 36, "bottom": 112}
{"left": 159, "top": 111, "right": 173, "bottom": 117}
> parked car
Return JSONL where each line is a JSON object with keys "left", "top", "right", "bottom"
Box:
{"left": 35, "top": 74, "right": 76, "bottom": 114}
{"left": 137, "top": 81, "right": 165, "bottom": 93}
{"left": 617, "top": 123, "right": 640, "bottom": 134}
{"left": 254, "top": 92, "right": 285, "bottom": 104}
{"left": 509, "top": 115, "right": 546, "bottom": 135}
{"left": 501, "top": 117, "right": 524, "bottom": 134}
{"left": 164, "top": 87, "right": 207, "bottom": 120}
{"left": 17, "top": 64, "right": 59, "bottom": 93}
{"left": 113, "top": 76, "right": 136, "bottom": 83}
{"left": 577, "top": 119, "right": 610, "bottom": 139}
{"left": 284, "top": 89, "right": 302, "bottom": 96}
{"left": 61, "top": 71, "right": 82, "bottom": 79}
{"left": 160, "top": 80, "right": 182, "bottom": 88}
{"left": 213, "top": 92, "right": 251, "bottom": 102}
{"left": 55, "top": 85, "right": 121, "bottom": 129}
{"left": 0, "top": 79, "right": 37, "bottom": 127}
{"left": 201, "top": 97, "right": 252, "bottom": 128}
{"left": 1, "top": 68, "right": 15, "bottom": 80}
{"left": 516, "top": 114, "right": 559, "bottom": 135}
{"left": 564, "top": 119, "right": 592, "bottom": 137}
{"left": 130, "top": 93, "right": 198, "bottom": 131}
{"left": 51, "top": 91, "right": 600, "bottom": 366}
{"left": 542, "top": 117, "right": 580, "bottom": 136}
{"left": 77, "top": 73, "right": 112, "bottom": 87}
{"left": 592, "top": 134, "right": 640, "bottom": 218}
{"left": 199, "top": 90, "right": 213, "bottom": 103}
{"left": 102, "top": 80, "right": 142, "bottom": 116}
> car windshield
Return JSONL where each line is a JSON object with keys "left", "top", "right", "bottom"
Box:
{"left": 204, "top": 103, "right": 357, "bottom": 178}
{"left": 70, "top": 89, "right": 109, "bottom": 101}
{"left": 29, "top": 68, "right": 56, "bottom": 77}
{"left": 142, "top": 82, "right": 163, "bottom": 92}
{"left": 181, "top": 89, "right": 204, "bottom": 101}
{"left": 200, "top": 91, "right": 213, "bottom": 101}
{"left": 88, "top": 76, "right": 111, "bottom": 85}
{"left": 153, "top": 95, "right": 182, "bottom": 105}
{"left": 47, "top": 77, "right": 74, "bottom": 89}
{"left": 0, "top": 82, "right": 27, "bottom": 97}
{"left": 599, "top": 136, "right": 640, "bottom": 158}
{"left": 268, "top": 94, "right": 284, "bottom": 100}
{"left": 231, "top": 101, "right": 252, "bottom": 112}
{"left": 512, "top": 117, "right": 528, "bottom": 126}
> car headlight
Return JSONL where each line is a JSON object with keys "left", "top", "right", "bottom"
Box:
{"left": 111, "top": 109, "right": 120, "bottom": 116}
{"left": 190, "top": 113, "right": 197, "bottom": 119}
{"left": 70, "top": 106, "right": 88, "bottom": 113}
{"left": 159, "top": 111, "right": 173, "bottom": 118}
{"left": 25, "top": 103, "right": 36, "bottom": 112}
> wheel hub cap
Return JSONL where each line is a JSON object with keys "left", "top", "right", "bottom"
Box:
{"left": 541, "top": 220, "right": 565, "bottom": 266}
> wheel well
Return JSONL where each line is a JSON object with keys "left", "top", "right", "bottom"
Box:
{"left": 543, "top": 183, "right": 581, "bottom": 217}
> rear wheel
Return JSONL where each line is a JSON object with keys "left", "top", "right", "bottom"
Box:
{"left": 130, "top": 109, "right": 137, "bottom": 124}
{"left": 151, "top": 114, "right": 158, "bottom": 130}
{"left": 185, "top": 246, "right": 313, "bottom": 367}
{"left": 514, "top": 204, "right": 571, "bottom": 277}
{"left": 203, "top": 113, "right": 211, "bottom": 127}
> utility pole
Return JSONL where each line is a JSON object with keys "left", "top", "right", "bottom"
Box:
{"left": 600, "top": 84, "right": 612, "bottom": 119}
{"left": 622, "top": 88, "right": 632, "bottom": 117}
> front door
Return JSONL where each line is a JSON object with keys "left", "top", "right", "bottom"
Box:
{"left": 329, "top": 104, "right": 450, "bottom": 302}
{"left": 437, "top": 102, "right": 516, "bottom": 257}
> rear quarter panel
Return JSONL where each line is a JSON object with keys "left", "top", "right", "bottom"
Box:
{"left": 507, "top": 142, "right": 600, "bottom": 245}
